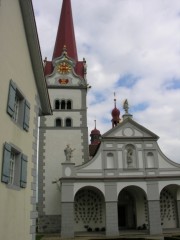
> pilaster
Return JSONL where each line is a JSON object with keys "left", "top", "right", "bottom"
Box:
{"left": 105, "top": 182, "right": 119, "bottom": 236}
{"left": 61, "top": 202, "right": 74, "bottom": 238}
{"left": 147, "top": 182, "right": 162, "bottom": 235}
{"left": 61, "top": 182, "right": 74, "bottom": 238}
{"left": 176, "top": 200, "right": 180, "bottom": 227}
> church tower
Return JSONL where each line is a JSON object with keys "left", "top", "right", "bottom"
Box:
{"left": 38, "top": 0, "right": 89, "bottom": 233}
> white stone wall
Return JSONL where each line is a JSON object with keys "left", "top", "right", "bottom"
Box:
{"left": 158, "top": 153, "right": 177, "bottom": 168}
{"left": 49, "top": 89, "right": 82, "bottom": 109}
{"left": 45, "top": 111, "right": 82, "bottom": 127}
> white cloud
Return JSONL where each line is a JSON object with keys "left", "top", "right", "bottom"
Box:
{"left": 32, "top": 0, "right": 180, "bottom": 163}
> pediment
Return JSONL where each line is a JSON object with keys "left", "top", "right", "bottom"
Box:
{"left": 102, "top": 117, "right": 159, "bottom": 139}
{"left": 46, "top": 53, "right": 86, "bottom": 87}
{"left": 46, "top": 70, "right": 83, "bottom": 87}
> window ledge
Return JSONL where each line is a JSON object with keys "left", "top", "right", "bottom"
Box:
{"left": 6, "top": 183, "right": 21, "bottom": 191}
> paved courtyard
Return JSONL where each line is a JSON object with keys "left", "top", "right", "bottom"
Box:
{"left": 39, "top": 229, "right": 180, "bottom": 240}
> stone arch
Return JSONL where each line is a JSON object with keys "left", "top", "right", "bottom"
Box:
{"left": 74, "top": 186, "right": 105, "bottom": 233}
{"left": 159, "top": 182, "right": 180, "bottom": 193}
{"left": 160, "top": 184, "right": 180, "bottom": 229}
{"left": 118, "top": 185, "right": 148, "bottom": 230}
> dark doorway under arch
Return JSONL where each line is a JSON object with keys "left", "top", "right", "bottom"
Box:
{"left": 118, "top": 189, "right": 136, "bottom": 229}
{"left": 118, "top": 186, "right": 148, "bottom": 231}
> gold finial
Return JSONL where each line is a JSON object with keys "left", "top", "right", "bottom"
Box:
{"left": 63, "top": 45, "right": 67, "bottom": 55}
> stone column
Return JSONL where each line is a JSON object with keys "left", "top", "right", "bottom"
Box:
{"left": 61, "top": 182, "right": 74, "bottom": 238}
{"left": 147, "top": 182, "right": 162, "bottom": 235}
{"left": 105, "top": 182, "right": 119, "bottom": 237}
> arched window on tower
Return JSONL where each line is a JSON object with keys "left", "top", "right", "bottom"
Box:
{"left": 61, "top": 100, "right": 66, "bottom": 109}
{"left": 55, "top": 100, "right": 60, "bottom": 109}
{"left": 55, "top": 118, "right": 62, "bottom": 127}
{"left": 65, "top": 118, "right": 72, "bottom": 127}
{"left": 67, "top": 100, "right": 72, "bottom": 109}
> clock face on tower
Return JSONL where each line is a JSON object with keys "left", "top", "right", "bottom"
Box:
{"left": 57, "top": 62, "right": 71, "bottom": 74}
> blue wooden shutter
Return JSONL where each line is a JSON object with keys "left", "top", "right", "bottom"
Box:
{"left": 7, "top": 80, "right": 16, "bottom": 117}
{"left": 23, "top": 100, "right": 30, "bottom": 131}
{"left": 20, "top": 154, "right": 28, "bottom": 188}
{"left": 1, "top": 143, "right": 11, "bottom": 183}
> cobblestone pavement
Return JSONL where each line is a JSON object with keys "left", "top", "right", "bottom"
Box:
{"left": 41, "top": 235, "right": 106, "bottom": 240}
{"left": 39, "top": 233, "right": 164, "bottom": 240}
{"left": 40, "top": 233, "right": 106, "bottom": 240}
{"left": 39, "top": 229, "right": 180, "bottom": 240}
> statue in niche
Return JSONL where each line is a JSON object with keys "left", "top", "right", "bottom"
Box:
{"left": 127, "top": 148, "right": 134, "bottom": 168}
{"left": 64, "top": 144, "right": 75, "bottom": 162}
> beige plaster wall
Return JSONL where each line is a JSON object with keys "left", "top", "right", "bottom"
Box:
{"left": 0, "top": 0, "right": 39, "bottom": 239}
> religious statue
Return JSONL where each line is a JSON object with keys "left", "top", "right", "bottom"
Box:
{"left": 127, "top": 148, "right": 133, "bottom": 167}
{"left": 123, "top": 99, "right": 129, "bottom": 114}
{"left": 64, "top": 144, "right": 75, "bottom": 162}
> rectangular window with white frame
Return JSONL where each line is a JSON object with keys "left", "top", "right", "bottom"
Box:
{"left": 12, "top": 94, "right": 20, "bottom": 122}
{"left": 1, "top": 142, "right": 28, "bottom": 189}
{"left": 7, "top": 80, "right": 30, "bottom": 131}
{"left": 9, "top": 151, "right": 16, "bottom": 184}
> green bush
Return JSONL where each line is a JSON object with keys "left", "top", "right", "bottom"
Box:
{"left": 36, "top": 235, "right": 44, "bottom": 240}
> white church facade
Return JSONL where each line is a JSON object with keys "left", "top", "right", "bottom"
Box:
{"left": 61, "top": 113, "right": 180, "bottom": 238}
{"left": 38, "top": 0, "right": 180, "bottom": 238}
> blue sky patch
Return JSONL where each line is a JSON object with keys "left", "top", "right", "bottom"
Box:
{"left": 164, "top": 78, "right": 180, "bottom": 90}
{"left": 89, "top": 92, "right": 107, "bottom": 105}
{"left": 101, "top": 117, "right": 111, "bottom": 125}
{"left": 131, "top": 102, "right": 149, "bottom": 112}
{"left": 116, "top": 74, "right": 140, "bottom": 88}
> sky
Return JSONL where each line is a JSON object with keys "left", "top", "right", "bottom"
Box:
{"left": 32, "top": 0, "right": 180, "bottom": 163}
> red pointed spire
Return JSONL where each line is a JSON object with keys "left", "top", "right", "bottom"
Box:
{"left": 44, "top": 0, "right": 85, "bottom": 77}
{"left": 52, "top": 0, "right": 78, "bottom": 61}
